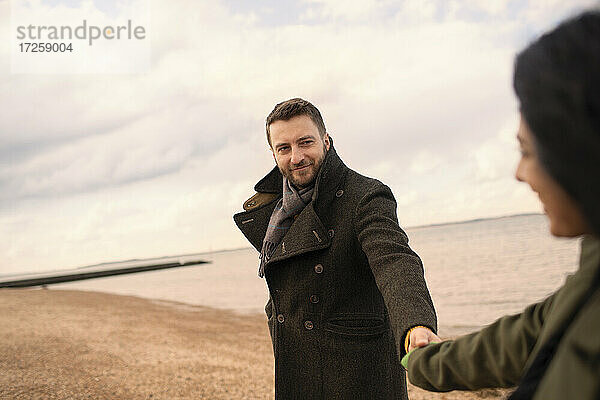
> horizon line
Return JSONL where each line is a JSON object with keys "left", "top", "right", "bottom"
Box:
{"left": 2, "top": 212, "right": 543, "bottom": 278}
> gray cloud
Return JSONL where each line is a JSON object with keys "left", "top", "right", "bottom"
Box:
{"left": 1, "top": 100, "right": 255, "bottom": 204}
{"left": 1, "top": 0, "right": 597, "bottom": 273}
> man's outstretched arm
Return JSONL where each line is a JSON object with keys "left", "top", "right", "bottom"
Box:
{"left": 354, "top": 181, "right": 438, "bottom": 358}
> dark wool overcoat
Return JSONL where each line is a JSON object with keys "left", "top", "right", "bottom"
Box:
{"left": 234, "top": 143, "right": 437, "bottom": 399}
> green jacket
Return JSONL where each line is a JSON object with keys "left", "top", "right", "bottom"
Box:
{"left": 406, "top": 235, "right": 600, "bottom": 399}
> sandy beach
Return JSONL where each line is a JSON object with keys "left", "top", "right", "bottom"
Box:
{"left": 0, "top": 289, "right": 509, "bottom": 399}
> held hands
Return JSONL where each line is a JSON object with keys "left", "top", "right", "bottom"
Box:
{"left": 402, "top": 326, "right": 441, "bottom": 369}
{"left": 407, "top": 326, "right": 441, "bottom": 353}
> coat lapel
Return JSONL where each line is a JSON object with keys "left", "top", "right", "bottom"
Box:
{"left": 234, "top": 199, "right": 278, "bottom": 251}
{"left": 263, "top": 202, "right": 332, "bottom": 268}
{"left": 233, "top": 166, "right": 282, "bottom": 251}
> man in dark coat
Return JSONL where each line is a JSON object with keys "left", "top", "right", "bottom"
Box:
{"left": 233, "top": 98, "right": 438, "bottom": 399}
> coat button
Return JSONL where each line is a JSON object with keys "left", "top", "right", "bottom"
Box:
{"left": 277, "top": 314, "right": 285, "bottom": 323}
{"left": 328, "top": 229, "right": 334, "bottom": 238}
{"left": 304, "top": 320, "right": 314, "bottom": 330}
{"left": 335, "top": 189, "right": 344, "bottom": 197}
{"left": 309, "top": 295, "right": 319, "bottom": 304}
{"left": 314, "top": 264, "right": 323, "bottom": 274}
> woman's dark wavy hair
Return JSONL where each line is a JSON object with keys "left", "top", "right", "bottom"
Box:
{"left": 514, "top": 10, "right": 600, "bottom": 235}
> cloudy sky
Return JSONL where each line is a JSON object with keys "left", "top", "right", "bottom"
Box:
{"left": 1, "top": 0, "right": 597, "bottom": 274}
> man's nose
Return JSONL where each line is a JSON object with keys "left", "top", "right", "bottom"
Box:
{"left": 290, "top": 146, "right": 305, "bottom": 165}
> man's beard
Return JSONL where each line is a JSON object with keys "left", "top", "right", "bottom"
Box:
{"left": 279, "top": 144, "right": 327, "bottom": 189}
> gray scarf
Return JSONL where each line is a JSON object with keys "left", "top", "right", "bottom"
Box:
{"left": 258, "top": 177, "right": 314, "bottom": 277}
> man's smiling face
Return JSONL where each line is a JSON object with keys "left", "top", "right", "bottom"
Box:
{"left": 269, "top": 114, "right": 330, "bottom": 188}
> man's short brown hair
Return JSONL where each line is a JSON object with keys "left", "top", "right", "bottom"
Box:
{"left": 265, "top": 98, "right": 327, "bottom": 147}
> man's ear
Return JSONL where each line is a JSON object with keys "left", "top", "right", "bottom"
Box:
{"left": 324, "top": 133, "right": 331, "bottom": 151}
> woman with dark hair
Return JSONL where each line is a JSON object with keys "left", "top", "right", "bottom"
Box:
{"left": 403, "top": 10, "right": 600, "bottom": 400}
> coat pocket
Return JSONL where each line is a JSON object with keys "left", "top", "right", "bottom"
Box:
{"left": 324, "top": 313, "right": 386, "bottom": 337}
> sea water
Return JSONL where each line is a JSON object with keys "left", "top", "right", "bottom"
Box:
{"left": 55, "top": 214, "right": 580, "bottom": 336}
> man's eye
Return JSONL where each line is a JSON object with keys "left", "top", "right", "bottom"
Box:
{"left": 278, "top": 146, "right": 289, "bottom": 153}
